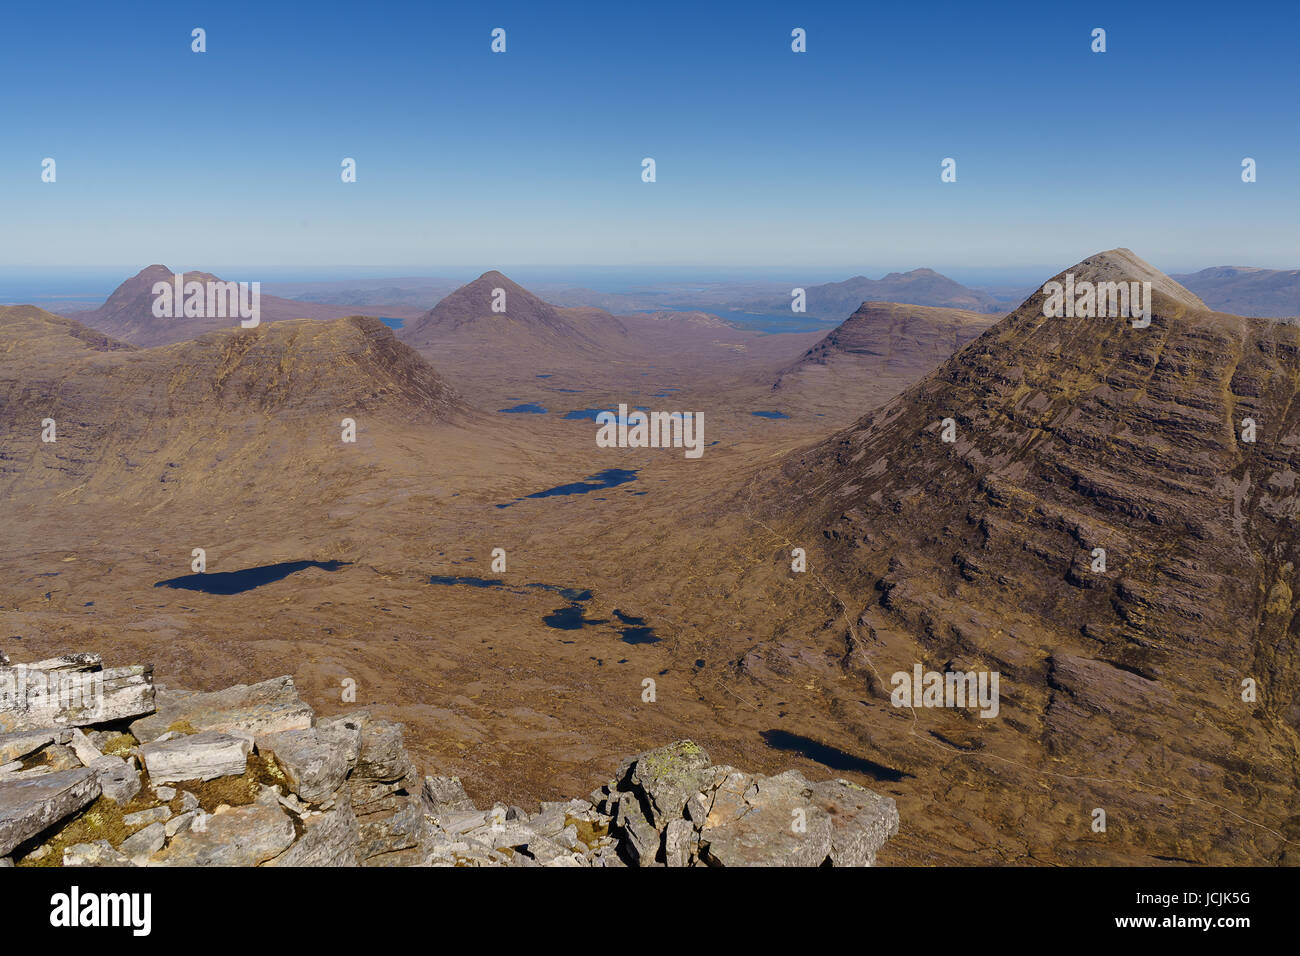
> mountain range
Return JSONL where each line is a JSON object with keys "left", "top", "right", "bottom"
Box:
{"left": 1172, "top": 266, "right": 1300, "bottom": 318}
{"left": 5, "top": 248, "right": 1297, "bottom": 866}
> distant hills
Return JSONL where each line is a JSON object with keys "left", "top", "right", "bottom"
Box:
{"left": 777, "top": 268, "right": 1002, "bottom": 318}
{"left": 1171, "top": 266, "right": 1300, "bottom": 318}
{"left": 62, "top": 265, "right": 425, "bottom": 347}
{"left": 528, "top": 268, "right": 1007, "bottom": 321}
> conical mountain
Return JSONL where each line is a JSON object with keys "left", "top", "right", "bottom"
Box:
{"left": 66, "top": 265, "right": 394, "bottom": 347}
{"left": 763, "top": 248, "right": 1300, "bottom": 863}
{"left": 400, "top": 270, "right": 626, "bottom": 357}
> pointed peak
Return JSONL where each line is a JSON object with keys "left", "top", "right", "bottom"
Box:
{"left": 1048, "top": 248, "right": 1207, "bottom": 311}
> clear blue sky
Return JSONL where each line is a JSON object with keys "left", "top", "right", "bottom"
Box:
{"left": 1, "top": 0, "right": 1296, "bottom": 274}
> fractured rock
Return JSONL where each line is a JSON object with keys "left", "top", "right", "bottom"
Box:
{"left": 809, "top": 778, "right": 899, "bottom": 866}
{"left": 63, "top": 840, "right": 132, "bottom": 867}
{"left": 68, "top": 728, "right": 103, "bottom": 766}
{"left": 141, "top": 730, "right": 251, "bottom": 784}
{"left": 421, "top": 774, "right": 476, "bottom": 819}
{"left": 0, "top": 657, "right": 154, "bottom": 733}
{"left": 0, "top": 766, "right": 101, "bottom": 856}
{"left": 89, "top": 754, "right": 141, "bottom": 804}
{"left": 352, "top": 717, "right": 413, "bottom": 783}
{"left": 258, "top": 719, "right": 360, "bottom": 803}
{"left": 0, "top": 729, "right": 69, "bottom": 764}
{"left": 129, "top": 676, "right": 312, "bottom": 743}
{"left": 267, "top": 792, "right": 359, "bottom": 867}
{"left": 699, "top": 770, "right": 833, "bottom": 867}
{"left": 151, "top": 791, "right": 295, "bottom": 866}
{"left": 119, "top": 821, "right": 167, "bottom": 864}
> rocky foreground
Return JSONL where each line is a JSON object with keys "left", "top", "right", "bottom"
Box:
{"left": 0, "top": 653, "right": 898, "bottom": 867}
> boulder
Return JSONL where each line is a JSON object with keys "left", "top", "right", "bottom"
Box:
{"left": 267, "top": 794, "right": 359, "bottom": 867}
{"left": 421, "top": 774, "right": 476, "bottom": 819}
{"left": 810, "top": 779, "right": 899, "bottom": 867}
{"left": 89, "top": 754, "right": 141, "bottom": 804}
{"left": 63, "top": 840, "right": 132, "bottom": 867}
{"left": 119, "top": 821, "right": 167, "bottom": 865}
{"left": 352, "top": 718, "right": 413, "bottom": 783}
{"left": 698, "top": 770, "right": 834, "bottom": 867}
{"left": 151, "top": 791, "right": 295, "bottom": 866}
{"left": 68, "top": 728, "right": 103, "bottom": 767}
{"left": 140, "top": 730, "right": 251, "bottom": 784}
{"left": 623, "top": 739, "right": 714, "bottom": 828}
{"left": 0, "top": 766, "right": 101, "bottom": 856}
{"left": 128, "top": 676, "right": 312, "bottom": 743}
{"left": 0, "top": 656, "right": 154, "bottom": 732}
{"left": 258, "top": 719, "right": 360, "bottom": 803}
{"left": 0, "top": 728, "right": 69, "bottom": 764}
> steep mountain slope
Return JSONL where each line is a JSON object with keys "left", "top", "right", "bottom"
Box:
{"left": 763, "top": 248, "right": 1300, "bottom": 863}
{"left": 774, "top": 300, "right": 998, "bottom": 398}
{"left": 1173, "top": 265, "right": 1300, "bottom": 318}
{"left": 64, "top": 265, "right": 425, "bottom": 347}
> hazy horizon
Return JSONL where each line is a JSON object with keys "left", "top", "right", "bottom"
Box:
{"left": 0, "top": 252, "right": 1288, "bottom": 306}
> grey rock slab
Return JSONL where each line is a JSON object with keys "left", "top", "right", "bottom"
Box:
{"left": 151, "top": 796, "right": 295, "bottom": 866}
{"left": 119, "top": 821, "right": 166, "bottom": 864}
{"left": 267, "top": 798, "right": 359, "bottom": 867}
{"left": 699, "top": 771, "right": 833, "bottom": 867}
{"left": 664, "top": 817, "right": 698, "bottom": 867}
{"left": 0, "top": 766, "right": 101, "bottom": 856}
{"left": 356, "top": 795, "right": 427, "bottom": 863}
{"left": 614, "top": 790, "right": 662, "bottom": 866}
{"left": 258, "top": 721, "right": 359, "bottom": 803}
{"left": 421, "top": 774, "right": 477, "bottom": 819}
{"left": 165, "top": 810, "right": 197, "bottom": 838}
{"left": 63, "top": 840, "right": 133, "bottom": 867}
{"left": 68, "top": 728, "right": 102, "bottom": 766}
{"left": 0, "top": 662, "right": 155, "bottom": 733}
{"left": 141, "top": 730, "right": 251, "bottom": 784}
{"left": 123, "top": 806, "right": 171, "bottom": 828}
{"left": 809, "top": 779, "right": 900, "bottom": 867}
{"left": 89, "top": 754, "right": 141, "bottom": 804}
{"left": 0, "top": 729, "right": 68, "bottom": 764}
{"left": 128, "top": 676, "right": 311, "bottom": 743}
{"left": 352, "top": 718, "right": 413, "bottom": 783}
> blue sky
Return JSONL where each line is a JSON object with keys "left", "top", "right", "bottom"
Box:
{"left": 1, "top": 0, "right": 1296, "bottom": 275}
